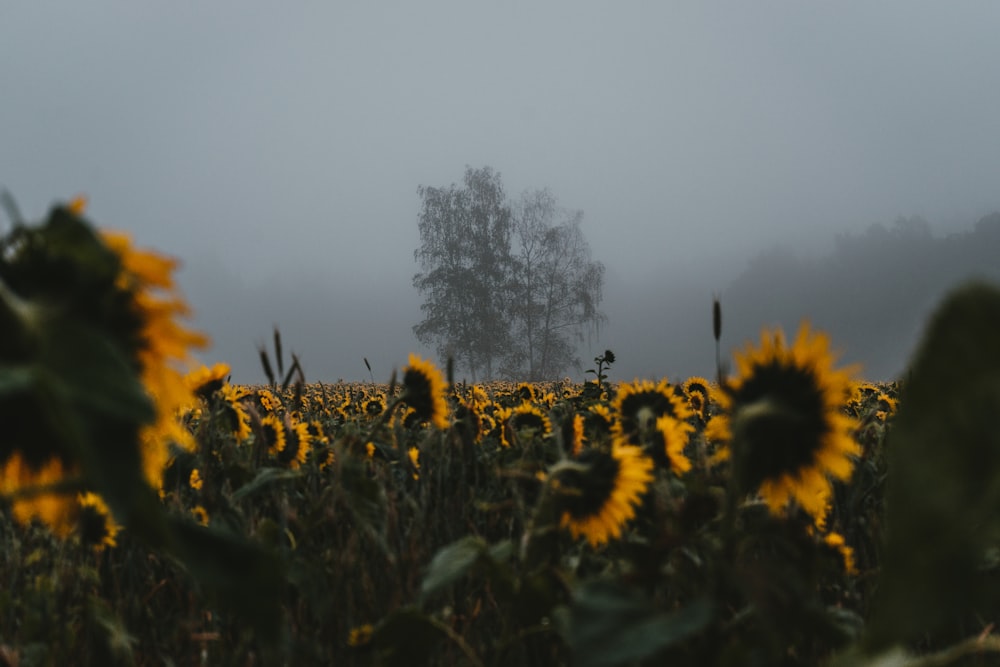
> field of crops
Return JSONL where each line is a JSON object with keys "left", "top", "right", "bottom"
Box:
{"left": 2, "top": 201, "right": 1000, "bottom": 666}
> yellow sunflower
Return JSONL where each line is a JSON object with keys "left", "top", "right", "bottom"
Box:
{"left": 711, "top": 322, "right": 860, "bottom": 522}
{"left": 260, "top": 414, "right": 287, "bottom": 457}
{"left": 401, "top": 354, "right": 450, "bottom": 429}
{"left": 552, "top": 444, "right": 655, "bottom": 547}
{"left": 101, "top": 230, "right": 208, "bottom": 487}
{"left": 277, "top": 419, "right": 311, "bottom": 469}
{"left": 612, "top": 379, "right": 694, "bottom": 448}
{"left": 502, "top": 402, "right": 552, "bottom": 448}
{"left": 185, "top": 362, "right": 230, "bottom": 400}
{"left": 649, "top": 415, "right": 693, "bottom": 475}
{"left": 77, "top": 491, "right": 121, "bottom": 551}
{"left": 0, "top": 454, "right": 78, "bottom": 537}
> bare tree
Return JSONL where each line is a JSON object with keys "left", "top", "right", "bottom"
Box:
{"left": 506, "top": 189, "right": 606, "bottom": 380}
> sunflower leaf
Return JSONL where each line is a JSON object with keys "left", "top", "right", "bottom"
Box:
{"left": 553, "top": 581, "right": 713, "bottom": 667}
{"left": 166, "top": 517, "right": 284, "bottom": 643}
{"left": 370, "top": 608, "right": 448, "bottom": 667}
{"left": 230, "top": 467, "right": 301, "bottom": 503}
{"left": 867, "top": 281, "right": 1000, "bottom": 650}
{"left": 419, "top": 536, "right": 488, "bottom": 602}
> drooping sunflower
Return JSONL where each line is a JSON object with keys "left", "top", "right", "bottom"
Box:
{"left": 710, "top": 323, "right": 860, "bottom": 521}
{"left": 552, "top": 444, "right": 655, "bottom": 547}
{"left": 401, "top": 354, "right": 449, "bottom": 429}
{"left": 612, "top": 379, "right": 694, "bottom": 448}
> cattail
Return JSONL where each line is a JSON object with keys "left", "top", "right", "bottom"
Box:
{"left": 258, "top": 347, "right": 276, "bottom": 386}
{"left": 712, "top": 296, "right": 722, "bottom": 342}
{"left": 273, "top": 328, "right": 284, "bottom": 377}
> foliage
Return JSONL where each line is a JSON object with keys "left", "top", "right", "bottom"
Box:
{"left": 4, "top": 196, "right": 1000, "bottom": 665}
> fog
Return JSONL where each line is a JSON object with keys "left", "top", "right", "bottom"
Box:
{"left": 3, "top": 3, "right": 1000, "bottom": 383}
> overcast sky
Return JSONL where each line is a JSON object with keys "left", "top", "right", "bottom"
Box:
{"left": 3, "top": 3, "right": 1000, "bottom": 383}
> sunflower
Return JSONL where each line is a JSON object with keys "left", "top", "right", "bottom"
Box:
{"left": 502, "top": 403, "right": 552, "bottom": 448}
{"left": 401, "top": 354, "right": 449, "bottom": 429}
{"left": 101, "top": 229, "right": 208, "bottom": 487}
{"left": 552, "top": 444, "right": 655, "bottom": 547}
{"left": 260, "top": 414, "right": 287, "bottom": 457}
{"left": 612, "top": 379, "right": 694, "bottom": 448}
{"left": 682, "top": 376, "right": 715, "bottom": 422}
{"left": 278, "top": 419, "right": 311, "bottom": 468}
{"left": 77, "top": 492, "right": 121, "bottom": 551}
{"left": 562, "top": 413, "right": 586, "bottom": 457}
{"left": 185, "top": 362, "right": 230, "bottom": 400}
{"left": 407, "top": 446, "right": 421, "bottom": 480}
{"left": 220, "top": 384, "right": 252, "bottom": 443}
{"left": 711, "top": 323, "right": 860, "bottom": 521}
{"left": 190, "top": 505, "right": 209, "bottom": 526}
{"left": 0, "top": 454, "right": 78, "bottom": 537}
{"left": 649, "top": 415, "right": 692, "bottom": 475}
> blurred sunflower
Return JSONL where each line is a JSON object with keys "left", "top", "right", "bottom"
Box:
{"left": 502, "top": 403, "right": 552, "bottom": 448}
{"left": 260, "top": 414, "right": 287, "bottom": 457}
{"left": 648, "top": 415, "right": 692, "bottom": 475}
{"left": 220, "top": 384, "right": 252, "bottom": 443}
{"left": 551, "top": 444, "right": 655, "bottom": 547}
{"left": 584, "top": 403, "right": 614, "bottom": 442}
{"left": 562, "top": 413, "right": 586, "bottom": 457}
{"left": 401, "top": 354, "right": 449, "bottom": 429}
{"left": 0, "top": 454, "right": 77, "bottom": 537}
{"left": 407, "top": 446, "right": 421, "bottom": 480}
{"left": 185, "top": 362, "right": 230, "bottom": 400}
{"left": 278, "top": 419, "right": 311, "bottom": 469}
{"left": 612, "top": 379, "right": 694, "bottom": 448}
{"left": 77, "top": 491, "right": 121, "bottom": 551}
{"left": 101, "top": 229, "right": 208, "bottom": 487}
{"left": 709, "top": 323, "right": 860, "bottom": 522}
{"left": 682, "top": 376, "right": 715, "bottom": 422}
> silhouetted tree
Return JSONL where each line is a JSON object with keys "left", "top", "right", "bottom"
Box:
{"left": 412, "top": 169, "right": 606, "bottom": 380}
{"left": 505, "top": 189, "right": 605, "bottom": 380}
{"left": 412, "top": 166, "right": 514, "bottom": 381}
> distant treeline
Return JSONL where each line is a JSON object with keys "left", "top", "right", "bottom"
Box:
{"left": 723, "top": 212, "right": 1000, "bottom": 379}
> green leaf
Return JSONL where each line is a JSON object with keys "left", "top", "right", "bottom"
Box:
{"left": 371, "top": 608, "right": 448, "bottom": 667}
{"left": 40, "top": 317, "right": 153, "bottom": 423}
{"left": 554, "top": 581, "right": 713, "bottom": 667}
{"left": 419, "top": 537, "right": 515, "bottom": 605}
{"left": 231, "top": 467, "right": 301, "bottom": 503}
{"left": 340, "top": 455, "right": 387, "bottom": 534}
{"left": 867, "top": 281, "right": 1000, "bottom": 650}
{"left": 420, "top": 536, "right": 488, "bottom": 600}
{"left": 167, "top": 517, "right": 284, "bottom": 643}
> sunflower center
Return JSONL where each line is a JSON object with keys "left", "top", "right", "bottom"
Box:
{"left": 731, "top": 361, "right": 828, "bottom": 487}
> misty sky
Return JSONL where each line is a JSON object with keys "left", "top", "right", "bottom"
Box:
{"left": 3, "top": 3, "right": 1000, "bottom": 383}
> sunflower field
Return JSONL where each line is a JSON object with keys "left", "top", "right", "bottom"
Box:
{"left": 2, "top": 201, "right": 1000, "bottom": 666}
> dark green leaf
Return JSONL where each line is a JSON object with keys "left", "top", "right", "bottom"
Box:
{"left": 231, "top": 467, "right": 301, "bottom": 502}
{"left": 167, "top": 517, "right": 284, "bottom": 643}
{"left": 868, "top": 282, "right": 1000, "bottom": 650}
{"left": 554, "top": 581, "right": 713, "bottom": 667}
{"left": 420, "top": 536, "right": 488, "bottom": 600}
